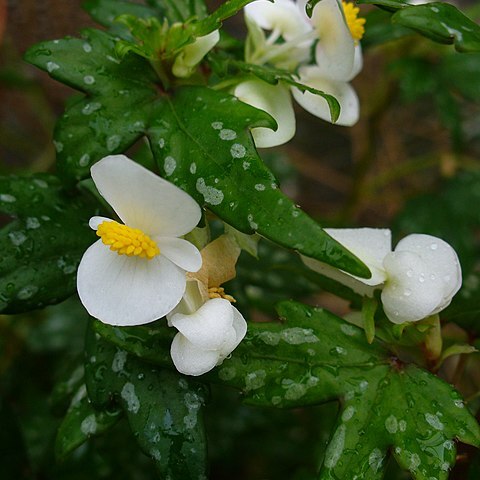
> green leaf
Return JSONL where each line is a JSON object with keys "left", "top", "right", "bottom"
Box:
{"left": 0, "top": 174, "right": 98, "bottom": 313}
{"left": 55, "top": 385, "right": 122, "bottom": 459}
{"left": 147, "top": 0, "right": 207, "bottom": 23}
{"left": 359, "top": 0, "right": 480, "bottom": 52}
{"left": 84, "top": 322, "right": 208, "bottom": 479}
{"left": 393, "top": 3, "right": 480, "bottom": 52}
{"left": 94, "top": 302, "right": 480, "bottom": 479}
{"left": 212, "top": 58, "right": 341, "bottom": 123}
{"left": 83, "top": 0, "right": 160, "bottom": 30}
{"left": 25, "top": 29, "right": 368, "bottom": 277}
{"left": 193, "top": 0, "right": 261, "bottom": 37}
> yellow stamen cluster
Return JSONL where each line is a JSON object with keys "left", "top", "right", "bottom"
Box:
{"left": 208, "top": 286, "right": 236, "bottom": 303}
{"left": 342, "top": 2, "right": 366, "bottom": 43}
{"left": 97, "top": 220, "right": 160, "bottom": 259}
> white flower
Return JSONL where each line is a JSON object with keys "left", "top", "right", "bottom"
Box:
{"left": 238, "top": 0, "right": 365, "bottom": 147}
{"left": 302, "top": 228, "right": 462, "bottom": 324}
{"left": 169, "top": 297, "right": 247, "bottom": 376}
{"left": 172, "top": 30, "right": 220, "bottom": 78}
{"left": 167, "top": 235, "right": 247, "bottom": 376}
{"left": 77, "top": 154, "right": 202, "bottom": 326}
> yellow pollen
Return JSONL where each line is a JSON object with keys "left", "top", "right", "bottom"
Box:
{"left": 96, "top": 220, "right": 160, "bottom": 259}
{"left": 342, "top": 2, "right": 366, "bottom": 43}
{"left": 208, "top": 286, "right": 236, "bottom": 303}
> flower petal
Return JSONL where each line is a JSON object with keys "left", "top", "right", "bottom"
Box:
{"left": 91, "top": 155, "right": 201, "bottom": 237}
{"left": 302, "top": 228, "right": 391, "bottom": 295}
{"left": 156, "top": 237, "right": 202, "bottom": 273}
{"left": 169, "top": 298, "right": 234, "bottom": 350}
{"left": 89, "top": 216, "right": 112, "bottom": 230}
{"left": 170, "top": 333, "right": 220, "bottom": 376}
{"left": 172, "top": 30, "right": 220, "bottom": 78}
{"left": 234, "top": 79, "right": 295, "bottom": 148}
{"left": 382, "top": 251, "right": 445, "bottom": 324}
{"left": 219, "top": 306, "right": 248, "bottom": 358}
{"left": 77, "top": 240, "right": 186, "bottom": 326}
{"left": 308, "top": 0, "right": 356, "bottom": 80}
{"left": 245, "top": 0, "right": 312, "bottom": 40}
{"left": 394, "top": 234, "right": 462, "bottom": 313}
{"left": 292, "top": 66, "right": 359, "bottom": 126}
{"left": 167, "top": 279, "right": 206, "bottom": 324}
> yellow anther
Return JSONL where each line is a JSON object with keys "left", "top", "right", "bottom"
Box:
{"left": 342, "top": 2, "right": 366, "bottom": 43}
{"left": 96, "top": 220, "right": 160, "bottom": 260}
{"left": 208, "top": 286, "right": 236, "bottom": 303}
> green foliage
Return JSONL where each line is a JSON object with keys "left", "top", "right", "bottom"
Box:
{"left": 358, "top": 0, "right": 480, "bottom": 52}
{"left": 84, "top": 323, "right": 208, "bottom": 478}
{"left": 24, "top": 29, "right": 368, "bottom": 276}
{"left": 55, "top": 385, "right": 122, "bottom": 459}
{"left": 0, "top": 174, "right": 97, "bottom": 313}
{"left": 93, "top": 301, "right": 480, "bottom": 479}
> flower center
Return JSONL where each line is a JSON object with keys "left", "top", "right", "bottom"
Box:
{"left": 97, "top": 220, "right": 160, "bottom": 259}
{"left": 208, "top": 286, "right": 236, "bottom": 303}
{"left": 342, "top": 1, "right": 366, "bottom": 42}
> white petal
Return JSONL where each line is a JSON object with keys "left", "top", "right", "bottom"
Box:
{"left": 309, "top": 0, "right": 356, "bottom": 81}
{"left": 90, "top": 155, "right": 201, "bottom": 237}
{"left": 351, "top": 44, "right": 363, "bottom": 80}
{"left": 156, "top": 237, "right": 202, "bottom": 272}
{"left": 170, "top": 333, "right": 220, "bottom": 376}
{"left": 77, "top": 240, "right": 186, "bottom": 326}
{"left": 394, "top": 234, "right": 462, "bottom": 312}
{"left": 172, "top": 30, "right": 220, "bottom": 78}
{"left": 170, "top": 298, "right": 234, "bottom": 351}
{"left": 219, "top": 306, "right": 248, "bottom": 358}
{"left": 293, "top": 66, "right": 359, "bottom": 126}
{"left": 89, "top": 216, "right": 112, "bottom": 230}
{"left": 382, "top": 251, "right": 445, "bottom": 324}
{"left": 301, "top": 228, "right": 391, "bottom": 296}
{"left": 167, "top": 279, "right": 205, "bottom": 323}
{"left": 245, "top": 0, "right": 311, "bottom": 40}
{"left": 234, "top": 79, "right": 295, "bottom": 148}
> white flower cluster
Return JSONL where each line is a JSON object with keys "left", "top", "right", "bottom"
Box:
{"left": 77, "top": 155, "right": 246, "bottom": 376}
{"left": 303, "top": 228, "right": 462, "bottom": 324}
{"left": 235, "top": 0, "right": 366, "bottom": 147}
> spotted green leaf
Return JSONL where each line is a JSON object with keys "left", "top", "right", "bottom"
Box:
{"left": 359, "top": 0, "right": 480, "bottom": 52}
{"left": 55, "top": 384, "right": 122, "bottom": 459}
{"left": 147, "top": 0, "right": 207, "bottom": 23}
{"left": 84, "top": 322, "right": 208, "bottom": 479}
{"left": 0, "top": 174, "right": 98, "bottom": 313}
{"left": 94, "top": 302, "right": 480, "bottom": 479}
{"left": 24, "top": 29, "right": 368, "bottom": 276}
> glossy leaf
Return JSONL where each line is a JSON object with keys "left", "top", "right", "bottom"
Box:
{"left": 147, "top": 0, "right": 207, "bottom": 22}
{"left": 55, "top": 385, "right": 122, "bottom": 459}
{"left": 84, "top": 322, "right": 208, "bottom": 479}
{"left": 94, "top": 302, "right": 480, "bottom": 479}
{"left": 83, "top": 0, "right": 160, "bottom": 30}
{"left": 24, "top": 29, "right": 368, "bottom": 276}
{"left": 359, "top": 0, "right": 480, "bottom": 52}
{"left": 0, "top": 174, "right": 98, "bottom": 313}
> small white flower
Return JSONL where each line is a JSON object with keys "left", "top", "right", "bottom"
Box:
{"left": 77, "top": 155, "right": 202, "bottom": 326}
{"left": 167, "top": 235, "right": 247, "bottom": 376}
{"left": 302, "top": 228, "right": 462, "bottom": 324}
{"left": 169, "top": 297, "right": 247, "bottom": 376}
{"left": 172, "top": 30, "right": 220, "bottom": 78}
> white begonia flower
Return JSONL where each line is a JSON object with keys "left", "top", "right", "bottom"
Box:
{"left": 77, "top": 155, "right": 202, "bottom": 326}
{"left": 167, "top": 235, "right": 247, "bottom": 376}
{"left": 172, "top": 30, "right": 220, "bottom": 78}
{"left": 238, "top": 0, "right": 365, "bottom": 145}
{"left": 302, "top": 228, "right": 462, "bottom": 324}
